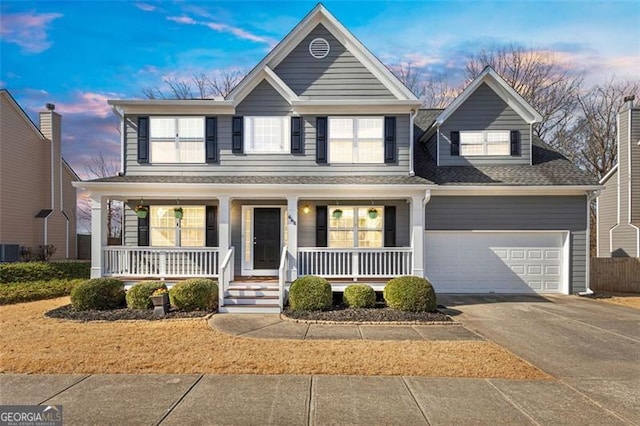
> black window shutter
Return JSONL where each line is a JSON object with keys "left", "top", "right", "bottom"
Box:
{"left": 384, "top": 116, "right": 396, "bottom": 163}
{"left": 510, "top": 130, "right": 521, "bottom": 156}
{"left": 450, "top": 131, "right": 460, "bottom": 156}
{"left": 291, "top": 116, "right": 303, "bottom": 154}
{"left": 384, "top": 206, "right": 396, "bottom": 247}
{"left": 232, "top": 116, "right": 243, "bottom": 153}
{"left": 205, "top": 206, "right": 218, "bottom": 247}
{"left": 316, "top": 206, "right": 327, "bottom": 247}
{"left": 137, "top": 117, "right": 149, "bottom": 163}
{"left": 205, "top": 117, "right": 217, "bottom": 163}
{"left": 316, "top": 117, "right": 327, "bottom": 164}
{"left": 137, "top": 206, "right": 149, "bottom": 246}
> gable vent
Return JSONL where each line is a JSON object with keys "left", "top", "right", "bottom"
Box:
{"left": 309, "top": 38, "right": 330, "bottom": 59}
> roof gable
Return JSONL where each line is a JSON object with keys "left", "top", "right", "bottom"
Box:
{"left": 227, "top": 4, "right": 418, "bottom": 105}
{"left": 0, "top": 89, "right": 45, "bottom": 140}
{"left": 435, "top": 67, "right": 543, "bottom": 126}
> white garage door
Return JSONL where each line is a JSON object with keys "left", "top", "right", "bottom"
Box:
{"left": 425, "top": 231, "right": 565, "bottom": 294}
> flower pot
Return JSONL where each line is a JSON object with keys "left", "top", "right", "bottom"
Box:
{"left": 332, "top": 209, "right": 343, "bottom": 219}
{"left": 136, "top": 210, "right": 148, "bottom": 219}
{"left": 174, "top": 210, "right": 183, "bottom": 220}
{"left": 150, "top": 293, "right": 169, "bottom": 317}
{"left": 368, "top": 209, "right": 378, "bottom": 219}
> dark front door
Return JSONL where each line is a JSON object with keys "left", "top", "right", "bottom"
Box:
{"left": 253, "top": 208, "right": 281, "bottom": 269}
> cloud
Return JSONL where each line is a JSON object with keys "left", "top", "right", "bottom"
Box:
{"left": 54, "top": 92, "right": 115, "bottom": 118}
{"left": 135, "top": 3, "right": 157, "bottom": 12}
{"left": 0, "top": 12, "right": 62, "bottom": 53}
{"left": 167, "top": 16, "right": 196, "bottom": 25}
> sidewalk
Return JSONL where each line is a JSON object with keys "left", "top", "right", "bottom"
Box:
{"left": 0, "top": 374, "right": 630, "bottom": 425}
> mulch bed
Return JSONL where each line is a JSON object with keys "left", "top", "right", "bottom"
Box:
{"left": 282, "top": 303, "right": 451, "bottom": 323}
{"left": 45, "top": 304, "right": 213, "bottom": 322}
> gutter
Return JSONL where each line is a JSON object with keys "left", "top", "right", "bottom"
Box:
{"left": 409, "top": 109, "right": 418, "bottom": 176}
{"left": 111, "top": 105, "right": 125, "bottom": 175}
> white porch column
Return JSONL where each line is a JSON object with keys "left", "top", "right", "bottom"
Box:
{"left": 217, "top": 196, "right": 231, "bottom": 268}
{"left": 287, "top": 196, "right": 299, "bottom": 281}
{"left": 410, "top": 190, "right": 430, "bottom": 277}
{"left": 90, "top": 194, "right": 108, "bottom": 278}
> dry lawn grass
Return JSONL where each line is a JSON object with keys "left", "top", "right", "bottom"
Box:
{"left": 0, "top": 298, "right": 549, "bottom": 380}
{"left": 591, "top": 292, "right": 640, "bottom": 310}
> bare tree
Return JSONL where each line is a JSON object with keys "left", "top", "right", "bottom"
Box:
{"left": 392, "top": 63, "right": 461, "bottom": 109}
{"left": 465, "top": 45, "right": 584, "bottom": 145}
{"left": 143, "top": 69, "right": 246, "bottom": 99}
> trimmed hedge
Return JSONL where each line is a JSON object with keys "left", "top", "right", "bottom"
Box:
{"left": 288, "top": 276, "right": 332, "bottom": 311}
{"left": 0, "top": 279, "right": 83, "bottom": 305}
{"left": 0, "top": 262, "right": 90, "bottom": 283}
{"left": 70, "top": 278, "right": 126, "bottom": 311}
{"left": 126, "top": 281, "right": 167, "bottom": 309}
{"left": 343, "top": 284, "right": 376, "bottom": 308}
{"left": 169, "top": 278, "right": 218, "bottom": 311}
{"left": 383, "top": 276, "right": 437, "bottom": 312}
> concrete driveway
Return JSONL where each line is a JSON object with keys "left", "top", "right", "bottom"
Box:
{"left": 440, "top": 294, "right": 640, "bottom": 422}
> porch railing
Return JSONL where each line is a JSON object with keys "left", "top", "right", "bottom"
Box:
{"left": 219, "top": 247, "right": 235, "bottom": 308}
{"left": 297, "top": 247, "right": 413, "bottom": 279}
{"left": 103, "top": 246, "right": 220, "bottom": 278}
{"left": 278, "top": 246, "right": 288, "bottom": 310}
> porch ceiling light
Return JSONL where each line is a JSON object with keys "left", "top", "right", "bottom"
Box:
{"left": 302, "top": 205, "right": 311, "bottom": 214}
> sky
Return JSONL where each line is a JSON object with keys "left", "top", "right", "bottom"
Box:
{"left": 1, "top": 0, "right": 639, "bottom": 179}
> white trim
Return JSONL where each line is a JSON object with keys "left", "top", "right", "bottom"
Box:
{"left": 107, "top": 100, "right": 235, "bottom": 116}
{"left": 599, "top": 164, "right": 618, "bottom": 184}
{"left": 308, "top": 37, "right": 330, "bottom": 59}
{"left": 292, "top": 102, "right": 418, "bottom": 115}
{"left": 436, "top": 125, "right": 440, "bottom": 166}
{"left": 529, "top": 123, "right": 533, "bottom": 166}
{"left": 432, "top": 185, "right": 601, "bottom": 196}
{"left": 409, "top": 109, "right": 417, "bottom": 176}
{"left": 628, "top": 108, "right": 633, "bottom": 226}
{"left": 244, "top": 116, "right": 291, "bottom": 154}
{"left": 617, "top": 113, "right": 621, "bottom": 225}
{"left": 425, "top": 230, "right": 570, "bottom": 294}
{"left": 435, "top": 67, "right": 543, "bottom": 126}
{"left": 241, "top": 205, "right": 285, "bottom": 276}
{"left": 596, "top": 195, "right": 601, "bottom": 257}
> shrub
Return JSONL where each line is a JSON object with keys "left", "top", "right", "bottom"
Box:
{"left": 383, "top": 276, "right": 437, "bottom": 312}
{"left": 126, "top": 281, "right": 167, "bottom": 309}
{"left": 288, "top": 276, "right": 332, "bottom": 311}
{"left": 70, "top": 278, "right": 126, "bottom": 311}
{"left": 169, "top": 278, "right": 218, "bottom": 311}
{"left": 0, "top": 262, "right": 90, "bottom": 283}
{"left": 343, "top": 284, "right": 376, "bottom": 308}
{"left": 0, "top": 279, "right": 83, "bottom": 305}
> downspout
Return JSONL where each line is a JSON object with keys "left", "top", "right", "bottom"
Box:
{"left": 409, "top": 109, "right": 418, "bottom": 176}
{"left": 60, "top": 159, "right": 68, "bottom": 258}
{"left": 111, "top": 105, "right": 125, "bottom": 175}
{"left": 579, "top": 190, "right": 600, "bottom": 296}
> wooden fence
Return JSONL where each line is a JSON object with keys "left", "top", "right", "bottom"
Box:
{"left": 590, "top": 257, "right": 640, "bottom": 293}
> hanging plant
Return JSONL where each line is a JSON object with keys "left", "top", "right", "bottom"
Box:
{"left": 174, "top": 207, "right": 183, "bottom": 219}
{"left": 332, "top": 208, "right": 343, "bottom": 219}
{"left": 368, "top": 208, "right": 378, "bottom": 219}
{"left": 134, "top": 204, "right": 148, "bottom": 219}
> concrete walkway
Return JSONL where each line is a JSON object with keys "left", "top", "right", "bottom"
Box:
{"left": 209, "top": 314, "right": 482, "bottom": 341}
{"left": 1, "top": 373, "right": 633, "bottom": 425}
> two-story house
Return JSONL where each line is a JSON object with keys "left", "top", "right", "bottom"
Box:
{"left": 75, "top": 4, "right": 599, "bottom": 312}
{"left": 1, "top": 89, "right": 78, "bottom": 261}
{"left": 597, "top": 96, "right": 640, "bottom": 257}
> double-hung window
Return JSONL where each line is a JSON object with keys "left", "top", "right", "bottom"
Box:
{"left": 150, "top": 117, "right": 205, "bottom": 163}
{"left": 328, "top": 206, "right": 384, "bottom": 248}
{"left": 244, "top": 116, "right": 290, "bottom": 153}
{"left": 149, "top": 206, "right": 205, "bottom": 247}
{"left": 460, "top": 130, "right": 510, "bottom": 156}
{"left": 329, "top": 117, "right": 384, "bottom": 163}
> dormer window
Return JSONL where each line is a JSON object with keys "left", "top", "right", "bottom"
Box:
{"left": 460, "top": 130, "right": 510, "bottom": 156}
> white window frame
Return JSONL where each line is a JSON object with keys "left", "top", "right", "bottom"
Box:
{"left": 328, "top": 206, "right": 384, "bottom": 248}
{"left": 460, "top": 130, "right": 510, "bottom": 156}
{"left": 149, "top": 117, "right": 205, "bottom": 164}
{"left": 328, "top": 117, "right": 384, "bottom": 164}
{"left": 149, "top": 206, "right": 206, "bottom": 247}
{"left": 244, "top": 116, "right": 291, "bottom": 154}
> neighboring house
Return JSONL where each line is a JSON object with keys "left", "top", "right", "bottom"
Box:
{"left": 597, "top": 96, "right": 640, "bottom": 257}
{"left": 0, "top": 89, "right": 79, "bottom": 260}
{"left": 75, "top": 4, "right": 598, "bottom": 312}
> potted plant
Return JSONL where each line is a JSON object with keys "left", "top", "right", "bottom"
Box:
{"left": 332, "top": 208, "right": 343, "bottom": 219}
{"left": 368, "top": 208, "right": 378, "bottom": 219}
{"left": 134, "top": 204, "right": 148, "bottom": 219}
{"left": 173, "top": 207, "right": 183, "bottom": 219}
{"left": 150, "top": 288, "right": 170, "bottom": 317}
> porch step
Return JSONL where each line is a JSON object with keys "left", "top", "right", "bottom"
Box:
{"left": 224, "top": 295, "right": 279, "bottom": 305}
{"left": 218, "top": 304, "right": 281, "bottom": 314}
{"left": 220, "top": 281, "right": 284, "bottom": 314}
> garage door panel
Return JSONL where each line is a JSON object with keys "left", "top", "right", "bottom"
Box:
{"left": 425, "top": 232, "right": 564, "bottom": 294}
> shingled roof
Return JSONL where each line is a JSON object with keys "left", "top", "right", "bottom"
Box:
{"left": 85, "top": 175, "right": 433, "bottom": 185}
{"left": 413, "top": 109, "right": 598, "bottom": 186}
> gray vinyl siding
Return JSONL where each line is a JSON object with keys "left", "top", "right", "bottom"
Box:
{"left": 631, "top": 109, "right": 640, "bottom": 224}
{"left": 597, "top": 171, "right": 618, "bottom": 257}
{"left": 438, "top": 83, "right": 531, "bottom": 166}
{"left": 124, "top": 108, "right": 411, "bottom": 176}
{"left": 425, "top": 196, "right": 588, "bottom": 293}
{"left": 274, "top": 24, "right": 395, "bottom": 99}
{"left": 611, "top": 224, "right": 638, "bottom": 257}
